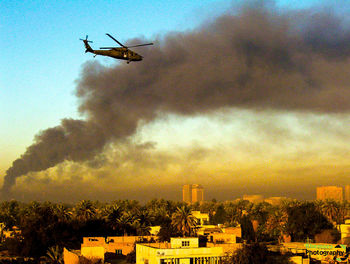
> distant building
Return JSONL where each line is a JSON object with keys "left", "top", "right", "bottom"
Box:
{"left": 264, "top": 197, "right": 286, "bottom": 205}
{"left": 345, "top": 185, "right": 350, "bottom": 201}
{"left": 183, "top": 184, "right": 204, "bottom": 203}
{"left": 242, "top": 194, "right": 264, "bottom": 204}
{"left": 316, "top": 186, "right": 343, "bottom": 201}
{"left": 183, "top": 184, "right": 192, "bottom": 203}
{"left": 192, "top": 184, "right": 204, "bottom": 203}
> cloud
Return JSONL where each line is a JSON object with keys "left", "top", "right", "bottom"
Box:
{"left": 3, "top": 2, "right": 350, "bottom": 199}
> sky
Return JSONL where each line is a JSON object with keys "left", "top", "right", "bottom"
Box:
{"left": 1, "top": 0, "right": 350, "bottom": 203}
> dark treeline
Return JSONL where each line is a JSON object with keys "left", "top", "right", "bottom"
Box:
{"left": 0, "top": 198, "right": 348, "bottom": 259}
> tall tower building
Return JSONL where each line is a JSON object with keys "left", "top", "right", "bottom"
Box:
{"left": 192, "top": 184, "right": 204, "bottom": 203}
{"left": 316, "top": 186, "right": 343, "bottom": 201}
{"left": 345, "top": 185, "right": 350, "bottom": 201}
{"left": 182, "top": 184, "right": 204, "bottom": 203}
{"left": 183, "top": 184, "right": 192, "bottom": 203}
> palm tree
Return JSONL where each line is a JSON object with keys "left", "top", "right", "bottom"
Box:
{"left": 0, "top": 200, "right": 20, "bottom": 229}
{"left": 102, "top": 204, "right": 123, "bottom": 231}
{"left": 53, "top": 204, "right": 73, "bottom": 223}
{"left": 321, "top": 199, "right": 340, "bottom": 224}
{"left": 171, "top": 206, "right": 197, "bottom": 237}
{"left": 265, "top": 208, "right": 288, "bottom": 243}
{"left": 117, "top": 211, "right": 136, "bottom": 236}
{"left": 74, "top": 200, "right": 97, "bottom": 222}
{"left": 45, "top": 245, "right": 63, "bottom": 264}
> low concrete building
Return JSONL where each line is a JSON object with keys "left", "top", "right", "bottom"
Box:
{"left": 63, "top": 248, "right": 80, "bottom": 264}
{"left": 207, "top": 233, "right": 237, "bottom": 244}
{"left": 192, "top": 211, "right": 209, "bottom": 226}
{"left": 340, "top": 219, "right": 350, "bottom": 244}
{"left": 81, "top": 235, "right": 157, "bottom": 260}
{"left": 136, "top": 237, "right": 229, "bottom": 264}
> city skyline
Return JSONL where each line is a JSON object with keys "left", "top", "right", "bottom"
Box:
{"left": 2, "top": 0, "right": 350, "bottom": 202}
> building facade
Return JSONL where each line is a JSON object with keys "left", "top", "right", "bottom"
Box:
{"left": 81, "top": 236, "right": 157, "bottom": 260}
{"left": 183, "top": 185, "right": 192, "bottom": 203}
{"left": 191, "top": 211, "right": 209, "bottom": 226}
{"left": 136, "top": 238, "right": 225, "bottom": 264}
{"left": 316, "top": 186, "right": 343, "bottom": 201}
{"left": 183, "top": 184, "right": 204, "bottom": 203}
{"left": 345, "top": 185, "right": 350, "bottom": 201}
{"left": 192, "top": 185, "right": 204, "bottom": 203}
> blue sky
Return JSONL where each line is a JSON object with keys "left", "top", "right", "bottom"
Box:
{"left": 3, "top": 0, "right": 349, "bottom": 202}
{"left": 0, "top": 0, "right": 321, "bottom": 154}
{"left": 0, "top": 0, "right": 235, "bottom": 164}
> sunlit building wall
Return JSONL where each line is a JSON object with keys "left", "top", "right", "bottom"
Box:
{"left": 183, "top": 184, "right": 192, "bottom": 203}
{"left": 316, "top": 186, "right": 343, "bottom": 201}
{"left": 192, "top": 184, "right": 204, "bottom": 203}
{"left": 345, "top": 185, "right": 350, "bottom": 201}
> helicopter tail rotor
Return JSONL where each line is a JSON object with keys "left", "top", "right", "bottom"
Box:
{"left": 80, "top": 35, "right": 93, "bottom": 53}
{"left": 79, "top": 35, "right": 93, "bottom": 43}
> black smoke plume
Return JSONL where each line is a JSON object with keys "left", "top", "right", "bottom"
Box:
{"left": 3, "top": 3, "right": 350, "bottom": 196}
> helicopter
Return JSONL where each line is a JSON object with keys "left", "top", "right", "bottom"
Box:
{"left": 80, "top": 33, "right": 153, "bottom": 63}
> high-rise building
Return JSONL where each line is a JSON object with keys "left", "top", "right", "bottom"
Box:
{"left": 183, "top": 184, "right": 192, "bottom": 203}
{"left": 316, "top": 186, "right": 343, "bottom": 201}
{"left": 182, "top": 184, "right": 204, "bottom": 203}
{"left": 345, "top": 185, "right": 350, "bottom": 201}
{"left": 192, "top": 184, "right": 204, "bottom": 203}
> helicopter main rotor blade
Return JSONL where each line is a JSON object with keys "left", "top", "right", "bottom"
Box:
{"left": 106, "top": 33, "right": 126, "bottom": 48}
{"left": 127, "top": 43, "right": 154, "bottom": 48}
{"left": 99, "top": 47, "right": 118, "bottom": 49}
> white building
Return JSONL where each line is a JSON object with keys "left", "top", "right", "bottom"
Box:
{"left": 340, "top": 219, "right": 350, "bottom": 244}
{"left": 136, "top": 238, "right": 225, "bottom": 264}
{"left": 192, "top": 211, "right": 209, "bottom": 226}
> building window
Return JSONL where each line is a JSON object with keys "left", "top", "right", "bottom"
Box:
{"left": 182, "top": 241, "right": 190, "bottom": 247}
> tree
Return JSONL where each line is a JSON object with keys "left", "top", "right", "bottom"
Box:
{"left": 45, "top": 245, "right": 63, "bottom": 264}
{"left": 321, "top": 199, "right": 340, "bottom": 224}
{"left": 171, "top": 206, "right": 197, "bottom": 237}
{"left": 0, "top": 200, "right": 21, "bottom": 229}
{"left": 102, "top": 204, "right": 123, "bottom": 232}
{"left": 117, "top": 211, "right": 137, "bottom": 236}
{"left": 53, "top": 204, "right": 73, "bottom": 223}
{"left": 264, "top": 208, "right": 288, "bottom": 243}
{"left": 240, "top": 215, "right": 256, "bottom": 243}
{"left": 158, "top": 218, "right": 181, "bottom": 242}
{"left": 210, "top": 204, "right": 227, "bottom": 225}
{"left": 74, "top": 200, "right": 97, "bottom": 222}
{"left": 285, "top": 202, "right": 333, "bottom": 242}
{"left": 19, "top": 202, "right": 59, "bottom": 257}
{"left": 223, "top": 243, "right": 292, "bottom": 264}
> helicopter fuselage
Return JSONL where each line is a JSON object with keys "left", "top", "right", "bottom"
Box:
{"left": 91, "top": 48, "right": 142, "bottom": 62}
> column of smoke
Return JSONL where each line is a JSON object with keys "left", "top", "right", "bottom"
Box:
{"left": 3, "top": 4, "right": 350, "bottom": 197}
